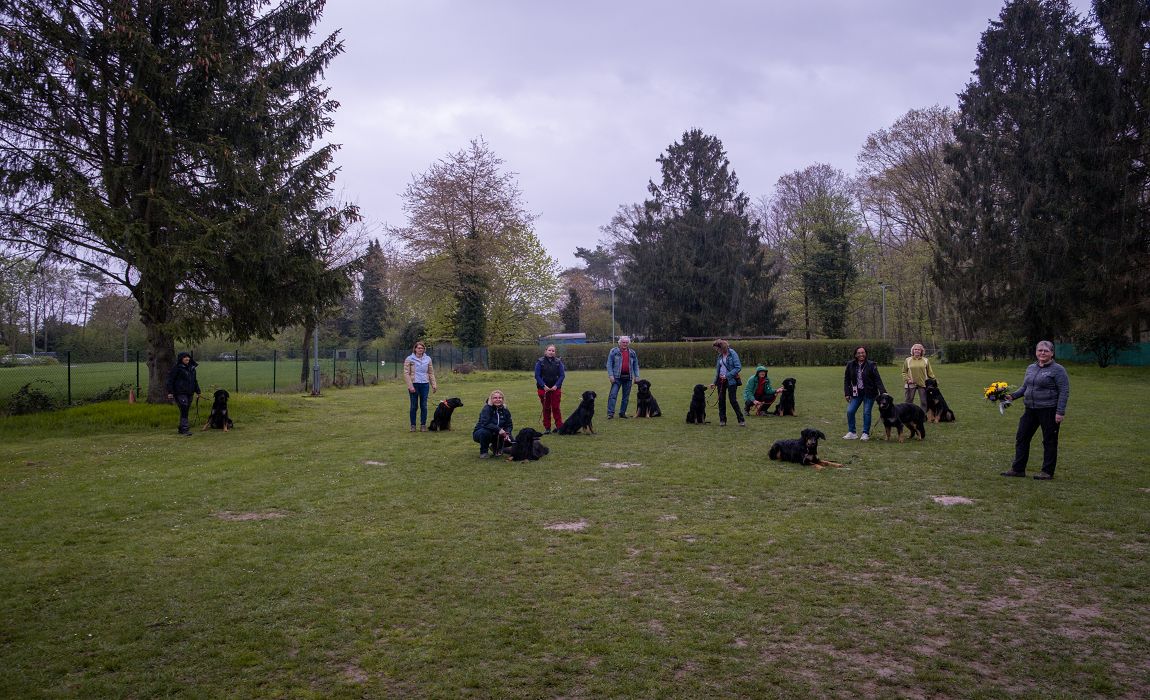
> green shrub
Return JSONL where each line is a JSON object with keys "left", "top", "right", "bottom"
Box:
{"left": 490, "top": 340, "right": 894, "bottom": 371}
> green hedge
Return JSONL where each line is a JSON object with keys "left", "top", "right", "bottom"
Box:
{"left": 490, "top": 340, "right": 895, "bottom": 372}
{"left": 939, "top": 341, "right": 1030, "bottom": 363}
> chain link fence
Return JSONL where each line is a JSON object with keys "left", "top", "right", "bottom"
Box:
{"left": 0, "top": 345, "right": 490, "bottom": 416}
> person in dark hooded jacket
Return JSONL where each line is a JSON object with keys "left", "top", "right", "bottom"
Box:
{"left": 166, "top": 352, "right": 202, "bottom": 436}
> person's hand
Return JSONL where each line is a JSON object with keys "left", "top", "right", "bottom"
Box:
{"left": 1055, "top": 414, "right": 1064, "bottom": 424}
{"left": 432, "top": 386, "right": 438, "bottom": 394}
{"left": 708, "top": 383, "right": 716, "bottom": 389}
{"left": 610, "top": 377, "right": 616, "bottom": 384}
{"left": 408, "top": 386, "right": 415, "bottom": 393}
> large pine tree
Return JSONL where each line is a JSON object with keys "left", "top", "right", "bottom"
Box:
{"left": 617, "top": 129, "right": 783, "bottom": 339}
{"left": 940, "top": 0, "right": 1120, "bottom": 343}
{"left": 0, "top": 0, "right": 357, "bottom": 401}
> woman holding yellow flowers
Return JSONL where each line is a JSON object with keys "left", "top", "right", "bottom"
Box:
{"left": 1000, "top": 341, "right": 1069, "bottom": 481}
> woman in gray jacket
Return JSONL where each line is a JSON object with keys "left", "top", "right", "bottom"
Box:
{"left": 1000, "top": 340, "right": 1070, "bottom": 480}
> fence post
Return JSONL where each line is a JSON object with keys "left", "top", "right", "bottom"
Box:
{"left": 376, "top": 349, "right": 380, "bottom": 382}
{"left": 234, "top": 348, "right": 239, "bottom": 393}
{"left": 136, "top": 350, "right": 141, "bottom": 399}
{"left": 272, "top": 349, "right": 277, "bottom": 393}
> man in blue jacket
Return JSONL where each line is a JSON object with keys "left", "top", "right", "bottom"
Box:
{"left": 606, "top": 336, "right": 639, "bottom": 419}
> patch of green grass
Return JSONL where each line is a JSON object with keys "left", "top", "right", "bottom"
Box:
{"left": 1, "top": 362, "right": 1147, "bottom": 698}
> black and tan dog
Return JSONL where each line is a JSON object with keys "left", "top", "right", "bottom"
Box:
{"left": 923, "top": 379, "right": 955, "bottom": 423}
{"left": 634, "top": 379, "right": 662, "bottom": 418}
{"left": 428, "top": 397, "right": 464, "bottom": 431}
{"left": 686, "top": 384, "right": 708, "bottom": 424}
{"left": 768, "top": 428, "right": 843, "bottom": 470}
{"left": 772, "top": 377, "right": 797, "bottom": 416}
{"left": 201, "top": 389, "right": 234, "bottom": 431}
{"left": 877, "top": 393, "right": 927, "bottom": 442}
{"left": 507, "top": 427, "right": 550, "bottom": 461}
{"left": 557, "top": 390, "right": 596, "bottom": 435}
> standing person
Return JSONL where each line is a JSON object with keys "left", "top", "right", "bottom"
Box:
{"left": 843, "top": 346, "right": 886, "bottom": 441}
{"left": 165, "top": 351, "right": 202, "bottom": 437}
{"left": 606, "top": 336, "right": 639, "bottom": 419}
{"left": 473, "top": 389, "right": 513, "bottom": 459}
{"left": 1001, "top": 340, "right": 1070, "bottom": 480}
{"left": 743, "top": 365, "right": 778, "bottom": 416}
{"left": 534, "top": 344, "right": 566, "bottom": 434}
{"left": 901, "top": 343, "right": 936, "bottom": 411}
{"left": 403, "top": 341, "right": 438, "bottom": 432}
{"left": 709, "top": 339, "right": 745, "bottom": 427}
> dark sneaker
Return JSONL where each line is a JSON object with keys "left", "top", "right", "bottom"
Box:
{"left": 618, "top": 414, "right": 628, "bottom": 419}
{"left": 1033, "top": 472, "right": 1054, "bottom": 480}
{"left": 738, "top": 421, "right": 746, "bottom": 427}
{"left": 479, "top": 452, "right": 490, "bottom": 459}
{"left": 719, "top": 421, "right": 727, "bottom": 427}
{"left": 607, "top": 415, "right": 614, "bottom": 420}
{"left": 1000, "top": 470, "right": 1026, "bottom": 477}
{"left": 543, "top": 429, "right": 551, "bottom": 435}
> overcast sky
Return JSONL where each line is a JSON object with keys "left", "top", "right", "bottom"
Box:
{"left": 314, "top": 0, "right": 1093, "bottom": 269}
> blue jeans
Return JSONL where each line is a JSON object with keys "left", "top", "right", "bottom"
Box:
{"left": 607, "top": 376, "right": 632, "bottom": 417}
{"left": 409, "top": 383, "right": 430, "bottom": 426}
{"left": 846, "top": 395, "right": 875, "bottom": 434}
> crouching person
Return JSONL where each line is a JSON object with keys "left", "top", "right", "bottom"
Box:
{"left": 473, "top": 389, "right": 513, "bottom": 459}
{"left": 743, "top": 365, "right": 777, "bottom": 416}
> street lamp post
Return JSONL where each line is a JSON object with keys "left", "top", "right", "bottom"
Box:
{"left": 878, "top": 283, "right": 889, "bottom": 340}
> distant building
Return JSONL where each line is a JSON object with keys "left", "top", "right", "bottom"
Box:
{"left": 539, "top": 332, "right": 587, "bottom": 345}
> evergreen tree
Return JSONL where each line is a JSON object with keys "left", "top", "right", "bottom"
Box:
{"left": 560, "top": 288, "right": 582, "bottom": 333}
{"left": 616, "top": 129, "right": 784, "bottom": 339}
{"left": 0, "top": 0, "right": 357, "bottom": 401}
{"left": 358, "top": 240, "right": 390, "bottom": 342}
{"left": 941, "top": 0, "right": 1117, "bottom": 343}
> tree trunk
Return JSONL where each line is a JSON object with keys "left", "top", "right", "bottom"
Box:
{"left": 145, "top": 322, "right": 175, "bottom": 404}
{"left": 300, "top": 324, "right": 313, "bottom": 384}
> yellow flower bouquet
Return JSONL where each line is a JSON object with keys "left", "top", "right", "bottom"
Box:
{"left": 983, "top": 381, "right": 1014, "bottom": 414}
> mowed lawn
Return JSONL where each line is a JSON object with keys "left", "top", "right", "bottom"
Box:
{"left": 1, "top": 362, "right": 1147, "bottom": 699}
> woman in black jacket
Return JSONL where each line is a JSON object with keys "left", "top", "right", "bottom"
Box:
{"left": 166, "top": 351, "right": 202, "bottom": 436}
{"left": 843, "top": 346, "right": 885, "bottom": 441}
{"left": 472, "top": 389, "right": 513, "bottom": 458}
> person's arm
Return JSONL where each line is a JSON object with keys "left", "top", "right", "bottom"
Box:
{"left": 873, "top": 363, "right": 886, "bottom": 395}
{"left": 1055, "top": 366, "right": 1069, "bottom": 418}
{"left": 743, "top": 377, "right": 755, "bottom": 401}
{"left": 630, "top": 350, "right": 639, "bottom": 380}
{"left": 427, "top": 358, "right": 437, "bottom": 392}
{"left": 403, "top": 357, "right": 415, "bottom": 391}
{"left": 556, "top": 360, "right": 565, "bottom": 389}
{"left": 534, "top": 359, "right": 544, "bottom": 388}
{"left": 730, "top": 351, "right": 741, "bottom": 381}
{"left": 925, "top": 358, "right": 936, "bottom": 381}
{"left": 764, "top": 378, "right": 775, "bottom": 398}
{"left": 606, "top": 349, "right": 616, "bottom": 381}
{"left": 901, "top": 359, "right": 911, "bottom": 385}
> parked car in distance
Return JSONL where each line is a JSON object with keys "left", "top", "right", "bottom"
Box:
{"left": 217, "top": 353, "right": 236, "bottom": 361}
{"left": 1, "top": 353, "right": 35, "bottom": 365}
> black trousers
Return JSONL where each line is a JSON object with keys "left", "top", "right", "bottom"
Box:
{"left": 1010, "top": 406, "right": 1060, "bottom": 475}
{"left": 717, "top": 380, "right": 744, "bottom": 423}
{"left": 175, "top": 394, "right": 192, "bottom": 433}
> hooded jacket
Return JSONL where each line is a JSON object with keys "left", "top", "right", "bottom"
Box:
{"left": 743, "top": 365, "right": 775, "bottom": 402}
{"left": 166, "top": 352, "right": 201, "bottom": 396}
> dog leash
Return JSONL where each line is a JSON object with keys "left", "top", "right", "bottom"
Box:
{"left": 194, "top": 394, "right": 201, "bottom": 425}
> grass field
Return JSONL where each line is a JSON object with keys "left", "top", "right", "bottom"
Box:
{"left": 1, "top": 362, "right": 1147, "bottom": 698}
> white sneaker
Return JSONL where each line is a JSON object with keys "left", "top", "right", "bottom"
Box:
{"left": 860, "top": 433, "right": 870, "bottom": 441}
{"left": 843, "top": 432, "right": 858, "bottom": 440}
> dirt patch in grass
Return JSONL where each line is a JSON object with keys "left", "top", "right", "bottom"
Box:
{"left": 931, "top": 495, "right": 975, "bottom": 506}
{"left": 363, "top": 460, "right": 387, "bottom": 466}
{"left": 601, "top": 462, "right": 642, "bottom": 469}
{"left": 545, "top": 519, "right": 588, "bottom": 531}
{"left": 212, "top": 510, "right": 289, "bottom": 521}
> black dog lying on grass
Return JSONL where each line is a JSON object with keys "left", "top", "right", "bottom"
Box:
{"left": 428, "top": 397, "right": 464, "bottom": 431}
{"left": 686, "top": 384, "right": 708, "bottom": 424}
{"left": 557, "top": 391, "right": 596, "bottom": 435}
{"left": 634, "top": 379, "right": 662, "bottom": 418}
{"left": 773, "top": 377, "right": 797, "bottom": 416}
{"left": 202, "top": 389, "right": 234, "bottom": 431}
{"left": 507, "top": 428, "right": 550, "bottom": 461}
{"left": 768, "top": 428, "right": 843, "bottom": 470}
{"left": 877, "top": 393, "right": 927, "bottom": 442}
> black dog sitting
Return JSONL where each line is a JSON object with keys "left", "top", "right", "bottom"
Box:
{"left": 686, "top": 384, "right": 708, "bottom": 424}
{"left": 923, "top": 379, "right": 955, "bottom": 423}
{"left": 428, "top": 397, "right": 464, "bottom": 431}
{"left": 634, "top": 379, "right": 662, "bottom": 418}
{"left": 772, "top": 378, "right": 797, "bottom": 416}
{"left": 877, "top": 393, "right": 927, "bottom": 443}
{"left": 202, "top": 389, "right": 234, "bottom": 431}
{"left": 557, "top": 390, "right": 596, "bottom": 435}
{"left": 768, "top": 428, "right": 843, "bottom": 470}
{"left": 507, "top": 428, "right": 550, "bottom": 461}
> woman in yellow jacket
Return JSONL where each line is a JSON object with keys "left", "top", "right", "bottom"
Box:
{"left": 901, "top": 343, "right": 935, "bottom": 411}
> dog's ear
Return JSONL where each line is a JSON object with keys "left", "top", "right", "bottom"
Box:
{"left": 814, "top": 430, "right": 826, "bottom": 441}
